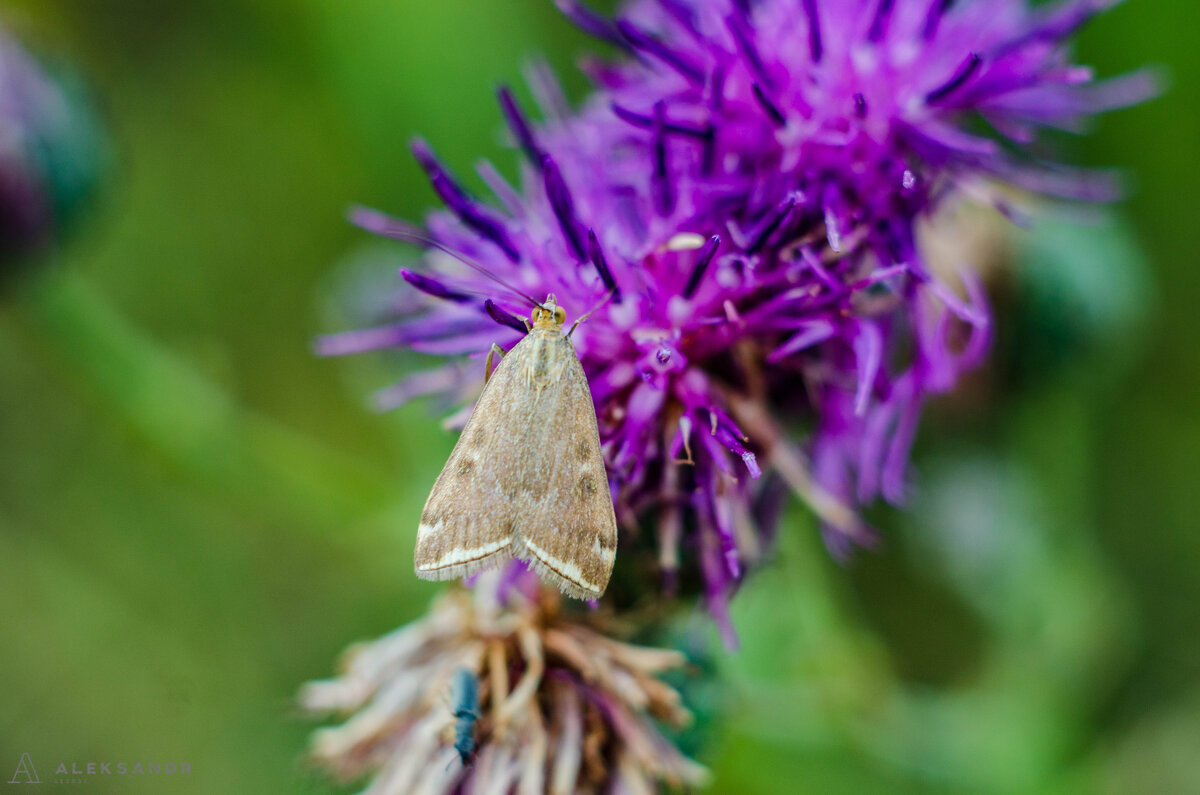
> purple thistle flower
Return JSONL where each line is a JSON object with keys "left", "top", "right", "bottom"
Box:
{"left": 324, "top": 0, "right": 1151, "bottom": 643}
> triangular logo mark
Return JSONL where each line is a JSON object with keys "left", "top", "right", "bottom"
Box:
{"left": 9, "top": 752, "right": 39, "bottom": 784}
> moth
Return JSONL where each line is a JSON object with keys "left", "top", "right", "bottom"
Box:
{"left": 414, "top": 294, "right": 618, "bottom": 600}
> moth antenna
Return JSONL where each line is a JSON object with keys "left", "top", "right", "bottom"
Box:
{"left": 349, "top": 205, "right": 540, "bottom": 308}
{"left": 567, "top": 288, "right": 617, "bottom": 338}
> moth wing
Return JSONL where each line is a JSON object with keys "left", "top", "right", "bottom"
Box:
{"left": 513, "top": 343, "right": 618, "bottom": 600}
{"left": 414, "top": 347, "right": 526, "bottom": 581}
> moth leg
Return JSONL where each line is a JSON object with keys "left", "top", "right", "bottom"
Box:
{"left": 567, "top": 289, "right": 616, "bottom": 338}
{"left": 484, "top": 343, "right": 507, "bottom": 384}
{"left": 567, "top": 307, "right": 601, "bottom": 339}
{"left": 523, "top": 317, "right": 532, "bottom": 333}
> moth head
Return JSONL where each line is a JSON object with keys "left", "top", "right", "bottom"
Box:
{"left": 531, "top": 294, "right": 567, "bottom": 329}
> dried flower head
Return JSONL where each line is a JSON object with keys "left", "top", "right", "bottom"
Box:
{"left": 300, "top": 570, "right": 708, "bottom": 793}
{"left": 321, "top": 0, "right": 1151, "bottom": 640}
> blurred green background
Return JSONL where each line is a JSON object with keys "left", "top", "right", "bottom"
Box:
{"left": 0, "top": 1, "right": 1195, "bottom": 793}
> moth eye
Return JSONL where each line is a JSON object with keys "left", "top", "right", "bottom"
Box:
{"left": 554, "top": 306, "right": 566, "bottom": 325}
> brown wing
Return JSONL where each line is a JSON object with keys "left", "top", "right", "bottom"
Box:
{"left": 509, "top": 335, "right": 618, "bottom": 600}
{"left": 413, "top": 339, "right": 531, "bottom": 582}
